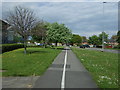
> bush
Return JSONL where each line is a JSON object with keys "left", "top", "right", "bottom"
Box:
{"left": 2, "top": 44, "right": 24, "bottom": 53}
{"left": 113, "top": 45, "right": 120, "bottom": 49}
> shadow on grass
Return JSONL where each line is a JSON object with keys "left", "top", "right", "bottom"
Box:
{"left": 27, "top": 50, "right": 49, "bottom": 54}
{"left": 17, "top": 50, "right": 49, "bottom": 54}
{"left": 51, "top": 48, "right": 71, "bottom": 50}
{"left": 51, "top": 48, "right": 64, "bottom": 50}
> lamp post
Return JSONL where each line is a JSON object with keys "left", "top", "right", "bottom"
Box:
{"left": 102, "top": 2, "right": 107, "bottom": 52}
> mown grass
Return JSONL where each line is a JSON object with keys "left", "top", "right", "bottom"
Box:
{"left": 71, "top": 47, "right": 118, "bottom": 88}
{"left": 2, "top": 47, "right": 61, "bottom": 76}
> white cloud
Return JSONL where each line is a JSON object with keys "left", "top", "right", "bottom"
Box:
{"left": 2, "top": 0, "right": 120, "bottom": 2}
{"left": 1, "top": 2, "right": 118, "bottom": 38}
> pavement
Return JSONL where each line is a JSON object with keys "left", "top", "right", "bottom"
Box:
{"left": 2, "top": 47, "right": 98, "bottom": 89}
{"left": 2, "top": 76, "right": 40, "bottom": 88}
{"left": 33, "top": 47, "right": 98, "bottom": 88}
{"left": 86, "top": 48, "right": 120, "bottom": 54}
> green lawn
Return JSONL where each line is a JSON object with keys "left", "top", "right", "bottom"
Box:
{"left": 2, "top": 47, "right": 61, "bottom": 76}
{"left": 71, "top": 47, "right": 118, "bottom": 88}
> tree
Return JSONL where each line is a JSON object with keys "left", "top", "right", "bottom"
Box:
{"left": 88, "top": 35, "right": 100, "bottom": 45}
{"left": 98, "top": 32, "right": 109, "bottom": 45}
{"left": 32, "top": 21, "right": 47, "bottom": 44}
{"left": 46, "top": 22, "right": 72, "bottom": 46}
{"left": 71, "top": 34, "right": 82, "bottom": 46}
{"left": 82, "top": 36, "right": 87, "bottom": 42}
{"left": 109, "top": 35, "right": 118, "bottom": 43}
{"left": 6, "top": 6, "right": 38, "bottom": 54}
{"left": 117, "top": 31, "right": 120, "bottom": 44}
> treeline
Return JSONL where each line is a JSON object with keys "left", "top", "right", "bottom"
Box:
{"left": 5, "top": 6, "right": 120, "bottom": 54}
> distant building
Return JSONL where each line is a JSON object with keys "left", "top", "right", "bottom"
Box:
{"left": 0, "top": 19, "right": 14, "bottom": 44}
{"left": 82, "top": 41, "right": 88, "bottom": 45}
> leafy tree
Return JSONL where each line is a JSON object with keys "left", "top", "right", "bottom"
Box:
{"left": 88, "top": 35, "right": 100, "bottom": 45}
{"left": 98, "top": 32, "right": 109, "bottom": 45}
{"left": 46, "top": 22, "right": 72, "bottom": 46}
{"left": 117, "top": 31, "right": 120, "bottom": 44}
{"left": 82, "top": 36, "right": 87, "bottom": 42}
{"left": 109, "top": 35, "right": 118, "bottom": 43}
{"left": 6, "top": 6, "right": 38, "bottom": 54}
{"left": 71, "top": 34, "right": 82, "bottom": 46}
{"left": 32, "top": 21, "right": 47, "bottom": 43}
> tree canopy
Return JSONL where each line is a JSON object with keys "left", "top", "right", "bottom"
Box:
{"left": 46, "top": 22, "right": 72, "bottom": 46}
{"left": 88, "top": 35, "right": 100, "bottom": 45}
{"left": 98, "top": 32, "right": 109, "bottom": 45}
{"left": 117, "top": 31, "right": 120, "bottom": 44}
{"left": 6, "top": 6, "right": 38, "bottom": 54}
{"left": 70, "top": 34, "right": 82, "bottom": 45}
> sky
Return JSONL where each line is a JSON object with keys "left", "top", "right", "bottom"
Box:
{"left": 1, "top": 0, "right": 119, "bottom": 38}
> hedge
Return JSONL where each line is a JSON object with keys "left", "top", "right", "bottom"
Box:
{"left": 2, "top": 44, "right": 24, "bottom": 53}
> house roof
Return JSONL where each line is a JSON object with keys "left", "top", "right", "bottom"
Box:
{"left": 0, "top": 19, "right": 11, "bottom": 30}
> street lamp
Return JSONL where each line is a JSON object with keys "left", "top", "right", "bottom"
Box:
{"left": 102, "top": 2, "right": 107, "bottom": 52}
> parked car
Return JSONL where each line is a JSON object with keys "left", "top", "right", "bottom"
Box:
{"left": 84, "top": 44, "right": 90, "bottom": 48}
{"left": 79, "top": 44, "right": 90, "bottom": 48}
{"left": 80, "top": 45, "right": 85, "bottom": 48}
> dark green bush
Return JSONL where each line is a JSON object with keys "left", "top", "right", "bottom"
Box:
{"left": 113, "top": 44, "right": 120, "bottom": 49}
{"left": 2, "top": 44, "right": 24, "bottom": 53}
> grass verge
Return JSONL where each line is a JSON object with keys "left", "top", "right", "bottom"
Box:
{"left": 2, "top": 47, "right": 61, "bottom": 76}
{"left": 71, "top": 47, "right": 118, "bottom": 88}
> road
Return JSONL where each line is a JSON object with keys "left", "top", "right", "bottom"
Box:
{"left": 86, "top": 48, "right": 120, "bottom": 54}
{"left": 33, "top": 47, "right": 98, "bottom": 88}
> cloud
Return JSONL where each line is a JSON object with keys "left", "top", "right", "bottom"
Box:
{"left": 1, "top": 2, "right": 118, "bottom": 38}
{"left": 2, "top": 0, "right": 120, "bottom": 2}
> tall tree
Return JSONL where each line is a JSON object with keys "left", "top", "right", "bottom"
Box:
{"left": 82, "top": 36, "right": 87, "bottom": 42}
{"left": 6, "top": 6, "right": 38, "bottom": 54}
{"left": 32, "top": 21, "right": 47, "bottom": 43}
{"left": 99, "top": 32, "right": 109, "bottom": 45}
{"left": 46, "top": 22, "right": 72, "bottom": 46}
{"left": 109, "top": 35, "right": 118, "bottom": 43}
{"left": 88, "top": 35, "right": 100, "bottom": 45}
{"left": 71, "top": 34, "right": 82, "bottom": 46}
{"left": 117, "top": 31, "right": 120, "bottom": 44}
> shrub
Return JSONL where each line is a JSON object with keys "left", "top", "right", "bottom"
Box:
{"left": 2, "top": 44, "right": 24, "bottom": 53}
{"left": 113, "top": 45, "right": 120, "bottom": 49}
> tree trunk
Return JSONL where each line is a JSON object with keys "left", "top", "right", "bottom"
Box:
{"left": 55, "top": 41, "right": 57, "bottom": 47}
{"left": 24, "top": 37, "right": 27, "bottom": 54}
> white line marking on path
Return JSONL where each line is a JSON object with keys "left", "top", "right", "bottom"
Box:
{"left": 61, "top": 48, "right": 67, "bottom": 89}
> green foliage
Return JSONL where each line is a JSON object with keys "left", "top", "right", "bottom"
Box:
{"left": 13, "top": 35, "right": 23, "bottom": 43}
{"left": 46, "top": 22, "right": 72, "bottom": 45}
{"left": 99, "top": 32, "right": 109, "bottom": 45}
{"left": 2, "top": 44, "right": 24, "bottom": 53}
{"left": 2, "top": 47, "right": 61, "bottom": 76}
{"left": 117, "top": 31, "right": 120, "bottom": 44}
{"left": 88, "top": 35, "right": 100, "bottom": 45}
{"left": 88, "top": 32, "right": 109, "bottom": 45}
{"left": 32, "top": 22, "right": 47, "bottom": 42}
{"left": 82, "top": 36, "right": 87, "bottom": 42}
{"left": 70, "top": 34, "right": 82, "bottom": 45}
{"left": 72, "top": 47, "right": 118, "bottom": 88}
{"left": 113, "top": 45, "right": 120, "bottom": 49}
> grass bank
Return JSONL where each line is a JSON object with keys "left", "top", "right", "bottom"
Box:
{"left": 71, "top": 47, "right": 118, "bottom": 88}
{"left": 2, "top": 47, "right": 61, "bottom": 76}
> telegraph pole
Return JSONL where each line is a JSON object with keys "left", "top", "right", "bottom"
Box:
{"left": 102, "top": 2, "right": 107, "bottom": 52}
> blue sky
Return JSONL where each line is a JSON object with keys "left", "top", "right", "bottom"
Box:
{"left": 1, "top": 1, "right": 119, "bottom": 38}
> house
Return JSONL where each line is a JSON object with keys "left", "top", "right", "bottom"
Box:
{"left": 0, "top": 19, "right": 14, "bottom": 44}
{"left": 81, "top": 41, "right": 88, "bottom": 45}
{"left": 107, "top": 39, "right": 118, "bottom": 48}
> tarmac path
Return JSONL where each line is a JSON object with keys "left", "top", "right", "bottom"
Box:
{"left": 33, "top": 47, "right": 98, "bottom": 88}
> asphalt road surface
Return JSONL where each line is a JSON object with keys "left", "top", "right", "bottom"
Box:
{"left": 33, "top": 47, "right": 98, "bottom": 88}
{"left": 86, "top": 48, "right": 120, "bottom": 54}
